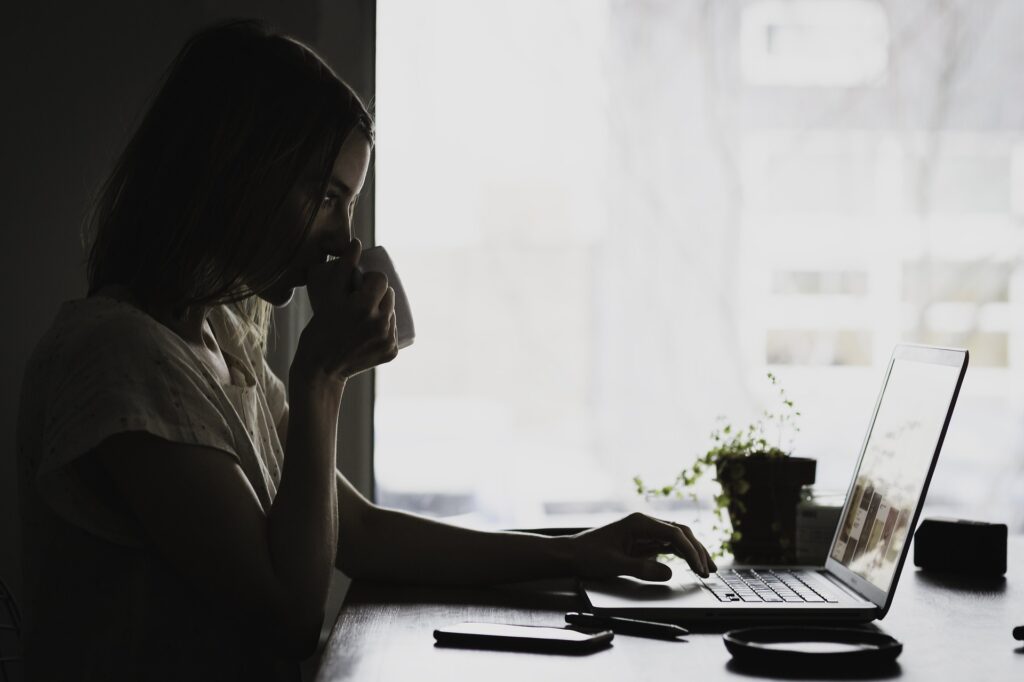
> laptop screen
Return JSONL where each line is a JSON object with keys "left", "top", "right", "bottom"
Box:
{"left": 828, "top": 354, "right": 963, "bottom": 593}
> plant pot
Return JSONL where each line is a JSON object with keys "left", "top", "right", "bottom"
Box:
{"left": 715, "top": 455, "right": 816, "bottom": 564}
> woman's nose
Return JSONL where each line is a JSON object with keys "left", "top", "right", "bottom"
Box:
{"left": 322, "top": 223, "right": 352, "bottom": 250}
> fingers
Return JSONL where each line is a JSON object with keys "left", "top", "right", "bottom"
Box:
{"left": 386, "top": 309, "right": 397, "bottom": 347}
{"left": 301, "top": 239, "right": 403, "bottom": 379}
{"left": 677, "top": 523, "right": 717, "bottom": 573}
{"left": 629, "top": 513, "right": 709, "bottom": 577}
{"left": 355, "top": 271, "right": 389, "bottom": 311}
{"left": 622, "top": 557, "right": 673, "bottom": 582}
{"left": 666, "top": 524, "right": 708, "bottom": 577}
{"left": 307, "top": 240, "right": 362, "bottom": 314}
{"left": 326, "top": 239, "right": 363, "bottom": 283}
{"left": 352, "top": 289, "right": 397, "bottom": 360}
{"left": 630, "top": 538, "right": 681, "bottom": 561}
{"left": 377, "top": 286, "right": 396, "bottom": 317}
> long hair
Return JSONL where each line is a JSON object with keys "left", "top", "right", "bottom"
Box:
{"left": 83, "top": 19, "right": 374, "bottom": 354}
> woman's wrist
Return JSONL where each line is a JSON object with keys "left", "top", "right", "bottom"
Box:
{"left": 290, "top": 335, "right": 347, "bottom": 391}
{"left": 547, "top": 534, "right": 580, "bottom": 578}
{"left": 289, "top": 357, "right": 346, "bottom": 398}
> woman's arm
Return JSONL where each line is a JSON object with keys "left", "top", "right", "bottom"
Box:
{"left": 332, "top": 468, "right": 713, "bottom": 585}
{"left": 277, "top": 397, "right": 712, "bottom": 585}
{"left": 332, "top": 469, "right": 574, "bottom": 585}
{"left": 277, "top": 403, "right": 713, "bottom": 585}
{"left": 276, "top": 408, "right": 578, "bottom": 583}
{"left": 265, "top": 369, "right": 343, "bottom": 643}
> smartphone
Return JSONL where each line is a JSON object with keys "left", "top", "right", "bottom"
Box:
{"left": 433, "top": 622, "right": 613, "bottom": 654}
{"left": 351, "top": 245, "right": 415, "bottom": 349}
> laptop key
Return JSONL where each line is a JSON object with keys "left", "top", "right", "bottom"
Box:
{"left": 713, "top": 568, "right": 847, "bottom": 604}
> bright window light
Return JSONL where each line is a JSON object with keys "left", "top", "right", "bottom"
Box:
{"left": 740, "top": 0, "right": 889, "bottom": 87}
{"left": 375, "top": 0, "right": 1024, "bottom": 535}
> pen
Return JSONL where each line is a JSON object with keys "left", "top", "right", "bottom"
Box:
{"left": 565, "top": 612, "right": 688, "bottom": 639}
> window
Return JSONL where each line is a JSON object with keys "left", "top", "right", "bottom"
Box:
{"left": 375, "top": 0, "right": 1024, "bottom": 537}
{"left": 740, "top": 0, "right": 889, "bottom": 87}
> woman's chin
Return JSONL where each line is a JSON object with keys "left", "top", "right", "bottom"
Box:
{"left": 258, "top": 284, "right": 297, "bottom": 308}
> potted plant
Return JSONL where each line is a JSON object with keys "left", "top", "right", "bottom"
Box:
{"left": 634, "top": 373, "right": 815, "bottom": 564}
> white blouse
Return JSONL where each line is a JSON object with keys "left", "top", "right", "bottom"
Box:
{"left": 16, "top": 295, "right": 297, "bottom": 681}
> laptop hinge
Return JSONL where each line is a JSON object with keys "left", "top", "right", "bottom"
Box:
{"left": 820, "top": 570, "right": 873, "bottom": 604}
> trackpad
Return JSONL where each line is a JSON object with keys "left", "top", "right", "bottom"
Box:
{"left": 582, "top": 572, "right": 713, "bottom": 609}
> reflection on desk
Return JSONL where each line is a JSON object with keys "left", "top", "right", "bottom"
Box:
{"left": 315, "top": 537, "right": 1023, "bottom": 681}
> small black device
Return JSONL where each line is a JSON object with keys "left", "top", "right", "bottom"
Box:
{"left": 1013, "top": 625, "right": 1024, "bottom": 641}
{"left": 433, "top": 622, "right": 613, "bottom": 654}
{"left": 913, "top": 517, "right": 1007, "bottom": 576}
{"left": 565, "top": 612, "right": 688, "bottom": 639}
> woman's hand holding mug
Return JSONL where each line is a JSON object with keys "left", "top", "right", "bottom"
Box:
{"left": 296, "top": 238, "right": 399, "bottom": 384}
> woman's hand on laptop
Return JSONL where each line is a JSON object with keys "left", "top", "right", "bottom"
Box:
{"left": 568, "top": 512, "right": 716, "bottom": 580}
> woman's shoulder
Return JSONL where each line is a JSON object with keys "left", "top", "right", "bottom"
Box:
{"left": 18, "top": 295, "right": 193, "bottom": 450}
{"left": 51, "top": 295, "right": 171, "bottom": 354}
{"left": 27, "top": 295, "right": 193, "bottom": 391}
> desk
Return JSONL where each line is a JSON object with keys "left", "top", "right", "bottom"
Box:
{"left": 315, "top": 537, "right": 1023, "bottom": 681}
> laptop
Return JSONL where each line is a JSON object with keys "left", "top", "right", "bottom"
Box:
{"left": 580, "top": 343, "right": 969, "bottom": 624}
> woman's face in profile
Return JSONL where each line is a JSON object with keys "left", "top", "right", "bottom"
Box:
{"left": 257, "top": 130, "right": 372, "bottom": 307}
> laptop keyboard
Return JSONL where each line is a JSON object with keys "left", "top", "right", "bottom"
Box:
{"left": 700, "top": 569, "right": 840, "bottom": 603}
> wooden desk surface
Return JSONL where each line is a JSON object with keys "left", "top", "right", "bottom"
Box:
{"left": 316, "top": 538, "right": 1024, "bottom": 681}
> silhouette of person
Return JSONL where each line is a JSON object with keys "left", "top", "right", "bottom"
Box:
{"left": 16, "top": 19, "right": 714, "bottom": 680}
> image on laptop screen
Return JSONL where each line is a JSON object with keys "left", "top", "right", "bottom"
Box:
{"left": 829, "top": 356, "right": 962, "bottom": 592}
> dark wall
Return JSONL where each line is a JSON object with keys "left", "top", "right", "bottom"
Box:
{"left": 0, "top": 0, "right": 373, "bottom": 608}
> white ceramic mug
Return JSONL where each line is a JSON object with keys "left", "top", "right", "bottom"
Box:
{"left": 351, "top": 245, "right": 415, "bottom": 349}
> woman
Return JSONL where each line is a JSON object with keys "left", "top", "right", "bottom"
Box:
{"left": 16, "top": 19, "right": 714, "bottom": 681}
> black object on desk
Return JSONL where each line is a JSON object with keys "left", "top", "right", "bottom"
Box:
{"left": 434, "top": 622, "right": 614, "bottom": 654}
{"left": 914, "top": 517, "right": 1007, "bottom": 576}
{"left": 565, "top": 612, "right": 688, "bottom": 639}
{"left": 723, "top": 626, "right": 902, "bottom": 671}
